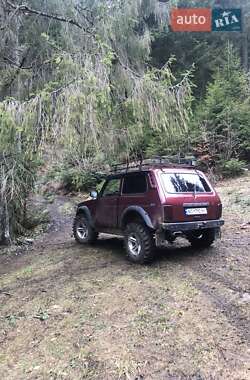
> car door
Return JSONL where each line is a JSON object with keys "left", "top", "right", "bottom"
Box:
{"left": 118, "top": 172, "right": 153, "bottom": 221}
{"left": 95, "top": 177, "right": 121, "bottom": 229}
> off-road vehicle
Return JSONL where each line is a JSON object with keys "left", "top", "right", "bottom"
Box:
{"left": 73, "top": 158, "right": 224, "bottom": 263}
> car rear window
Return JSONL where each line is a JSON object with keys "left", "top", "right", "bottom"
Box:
{"left": 122, "top": 173, "right": 147, "bottom": 194}
{"left": 161, "top": 173, "right": 211, "bottom": 193}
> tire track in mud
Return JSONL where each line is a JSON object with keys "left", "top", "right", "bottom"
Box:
{"left": 0, "top": 242, "right": 131, "bottom": 301}
{"left": 0, "top": 259, "right": 122, "bottom": 296}
{"left": 196, "top": 267, "right": 250, "bottom": 293}
{"left": 172, "top": 233, "right": 250, "bottom": 344}
{"left": 196, "top": 281, "right": 250, "bottom": 342}
{"left": 186, "top": 266, "right": 250, "bottom": 343}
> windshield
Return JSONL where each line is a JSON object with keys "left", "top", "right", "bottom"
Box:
{"left": 161, "top": 173, "right": 211, "bottom": 193}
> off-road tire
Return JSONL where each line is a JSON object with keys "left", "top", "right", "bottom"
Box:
{"left": 188, "top": 228, "right": 216, "bottom": 249}
{"left": 73, "top": 214, "right": 98, "bottom": 244}
{"left": 124, "top": 223, "right": 154, "bottom": 264}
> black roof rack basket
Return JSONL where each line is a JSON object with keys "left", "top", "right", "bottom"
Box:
{"left": 110, "top": 156, "right": 197, "bottom": 174}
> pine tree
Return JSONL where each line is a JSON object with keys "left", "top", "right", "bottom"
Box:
{"left": 194, "top": 44, "right": 250, "bottom": 167}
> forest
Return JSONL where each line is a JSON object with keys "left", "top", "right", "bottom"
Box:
{"left": 0, "top": 0, "right": 250, "bottom": 244}
{"left": 0, "top": 2, "right": 250, "bottom": 379}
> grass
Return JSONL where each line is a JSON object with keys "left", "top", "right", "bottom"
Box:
{"left": 0, "top": 174, "right": 249, "bottom": 379}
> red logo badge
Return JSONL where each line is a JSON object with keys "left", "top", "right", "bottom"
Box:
{"left": 171, "top": 8, "right": 212, "bottom": 32}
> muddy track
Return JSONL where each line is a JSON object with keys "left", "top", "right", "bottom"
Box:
{"left": 0, "top": 178, "right": 250, "bottom": 380}
{"left": 199, "top": 268, "right": 250, "bottom": 293}
{"left": 192, "top": 278, "right": 250, "bottom": 343}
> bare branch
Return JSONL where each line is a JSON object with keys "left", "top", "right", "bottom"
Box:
{"left": 3, "top": 56, "right": 32, "bottom": 69}
{"left": 74, "top": 4, "right": 94, "bottom": 27}
{"left": 0, "top": 2, "right": 20, "bottom": 31}
{"left": 6, "top": 0, "right": 94, "bottom": 34}
{"left": 1, "top": 48, "right": 30, "bottom": 91}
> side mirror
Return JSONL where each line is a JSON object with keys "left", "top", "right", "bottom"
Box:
{"left": 90, "top": 190, "right": 98, "bottom": 199}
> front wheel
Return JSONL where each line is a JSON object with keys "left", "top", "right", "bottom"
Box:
{"left": 73, "top": 214, "right": 98, "bottom": 244}
{"left": 187, "top": 228, "right": 216, "bottom": 249}
{"left": 124, "top": 223, "right": 154, "bottom": 264}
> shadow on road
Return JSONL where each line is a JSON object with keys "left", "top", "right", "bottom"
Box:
{"left": 87, "top": 234, "right": 216, "bottom": 265}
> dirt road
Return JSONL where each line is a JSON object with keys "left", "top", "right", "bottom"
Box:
{"left": 0, "top": 175, "right": 249, "bottom": 379}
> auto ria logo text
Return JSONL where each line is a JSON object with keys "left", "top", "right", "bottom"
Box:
{"left": 171, "top": 8, "right": 242, "bottom": 32}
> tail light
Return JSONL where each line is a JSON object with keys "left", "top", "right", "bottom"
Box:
{"left": 148, "top": 172, "right": 157, "bottom": 188}
{"left": 217, "top": 203, "right": 222, "bottom": 219}
{"left": 164, "top": 205, "right": 173, "bottom": 221}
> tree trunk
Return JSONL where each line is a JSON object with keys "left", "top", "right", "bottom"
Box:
{"left": 242, "top": 10, "right": 249, "bottom": 72}
{"left": 0, "top": 165, "right": 11, "bottom": 245}
{"left": 0, "top": 197, "right": 11, "bottom": 246}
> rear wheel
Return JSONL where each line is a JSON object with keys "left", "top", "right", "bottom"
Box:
{"left": 187, "top": 228, "right": 216, "bottom": 248}
{"left": 124, "top": 223, "right": 154, "bottom": 264}
{"left": 73, "top": 214, "right": 98, "bottom": 244}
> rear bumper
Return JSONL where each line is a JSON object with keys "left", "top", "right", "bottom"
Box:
{"left": 160, "top": 219, "right": 225, "bottom": 232}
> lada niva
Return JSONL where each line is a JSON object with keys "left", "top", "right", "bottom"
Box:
{"left": 73, "top": 159, "right": 224, "bottom": 263}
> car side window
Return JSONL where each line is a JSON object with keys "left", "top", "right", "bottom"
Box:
{"left": 122, "top": 173, "right": 147, "bottom": 194}
{"left": 102, "top": 178, "right": 121, "bottom": 197}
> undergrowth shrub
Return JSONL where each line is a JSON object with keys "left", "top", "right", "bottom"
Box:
{"left": 220, "top": 158, "right": 245, "bottom": 178}
{"left": 47, "top": 163, "right": 105, "bottom": 192}
{"left": 62, "top": 167, "right": 104, "bottom": 192}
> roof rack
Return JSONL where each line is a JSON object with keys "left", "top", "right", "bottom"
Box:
{"left": 110, "top": 156, "right": 197, "bottom": 174}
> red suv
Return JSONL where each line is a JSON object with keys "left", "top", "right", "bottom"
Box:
{"left": 73, "top": 159, "right": 224, "bottom": 263}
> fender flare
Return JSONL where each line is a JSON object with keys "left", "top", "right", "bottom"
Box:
{"left": 120, "top": 206, "right": 154, "bottom": 230}
{"left": 77, "top": 206, "right": 94, "bottom": 228}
